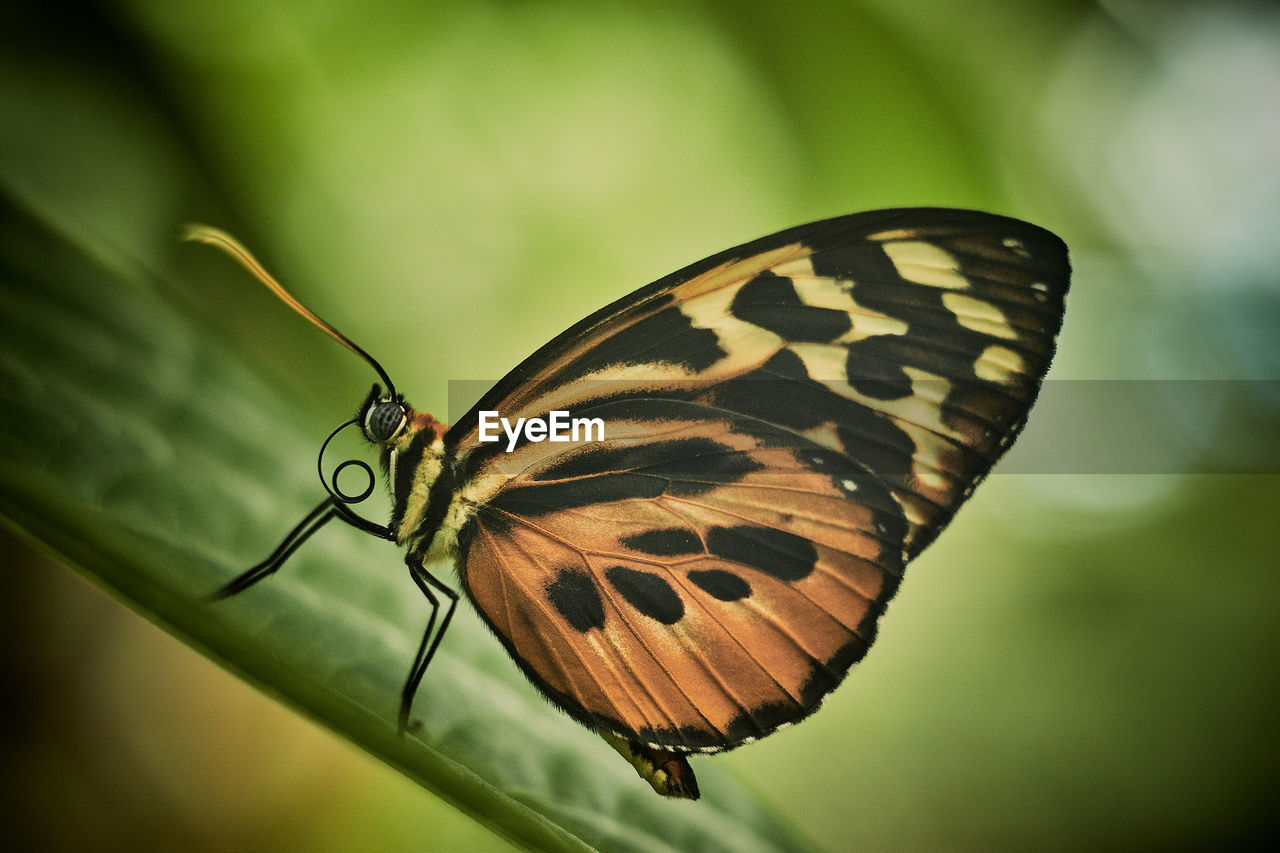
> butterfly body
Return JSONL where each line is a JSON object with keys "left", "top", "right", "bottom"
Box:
{"left": 192, "top": 207, "right": 1069, "bottom": 800}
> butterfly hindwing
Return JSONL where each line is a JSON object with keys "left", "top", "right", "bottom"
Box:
{"left": 457, "top": 401, "right": 904, "bottom": 751}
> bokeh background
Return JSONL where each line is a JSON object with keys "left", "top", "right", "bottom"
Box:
{"left": 2, "top": 0, "right": 1277, "bottom": 850}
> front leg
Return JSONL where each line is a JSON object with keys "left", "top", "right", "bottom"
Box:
{"left": 211, "top": 496, "right": 392, "bottom": 601}
{"left": 399, "top": 552, "right": 460, "bottom": 733}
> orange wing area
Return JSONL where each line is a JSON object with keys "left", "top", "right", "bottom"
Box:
{"left": 458, "top": 408, "right": 905, "bottom": 752}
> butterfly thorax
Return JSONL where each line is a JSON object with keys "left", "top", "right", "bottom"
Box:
{"left": 379, "top": 407, "right": 454, "bottom": 551}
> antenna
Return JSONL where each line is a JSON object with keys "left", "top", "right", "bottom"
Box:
{"left": 183, "top": 224, "right": 397, "bottom": 398}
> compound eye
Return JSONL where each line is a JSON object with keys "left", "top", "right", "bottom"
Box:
{"left": 365, "top": 400, "right": 406, "bottom": 442}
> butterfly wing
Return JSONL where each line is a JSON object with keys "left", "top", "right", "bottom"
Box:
{"left": 440, "top": 208, "right": 1068, "bottom": 752}
{"left": 459, "top": 399, "right": 905, "bottom": 752}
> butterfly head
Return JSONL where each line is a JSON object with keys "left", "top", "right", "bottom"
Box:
{"left": 182, "top": 222, "right": 426, "bottom": 508}
{"left": 359, "top": 385, "right": 408, "bottom": 445}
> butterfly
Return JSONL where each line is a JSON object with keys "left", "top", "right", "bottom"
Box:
{"left": 187, "top": 207, "right": 1069, "bottom": 800}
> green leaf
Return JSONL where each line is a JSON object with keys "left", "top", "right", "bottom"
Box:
{"left": 0, "top": 94, "right": 815, "bottom": 853}
{"left": 0, "top": 185, "right": 822, "bottom": 853}
{"left": 0, "top": 5, "right": 815, "bottom": 852}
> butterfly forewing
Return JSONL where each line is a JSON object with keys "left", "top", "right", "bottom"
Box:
{"left": 436, "top": 207, "right": 1068, "bottom": 753}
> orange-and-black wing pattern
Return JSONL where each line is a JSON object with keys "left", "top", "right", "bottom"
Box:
{"left": 432, "top": 208, "right": 1068, "bottom": 752}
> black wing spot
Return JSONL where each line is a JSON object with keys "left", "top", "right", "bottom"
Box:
{"left": 605, "top": 566, "right": 685, "bottom": 624}
{"left": 490, "top": 473, "right": 666, "bottom": 516}
{"left": 810, "top": 241, "right": 901, "bottom": 282}
{"left": 707, "top": 349, "right": 819, "bottom": 431}
{"left": 560, "top": 304, "right": 726, "bottom": 381}
{"left": 661, "top": 443, "right": 764, "bottom": 495}
{"left": 834, "top": 417, "right": 915, "bottom": 479}
{"left": 546, "top": 569, "right": 606, "bottom": 632}
{"left": 758, "top": 346, "right": 811, "bottom": 380}
{"left": 534, "top": 437, "right": 755, "bottom": 485}
{"left": 706, "top": 525, "right": 818, "bottom": 582}
{"left": 622, "top": 528, "right": 702, "bottom": 556}
{"left": 844, "top": 336, "right": 917, "bottom": 400}
{"left": 730, "top": 271, "right": 852, "bottom": 343}
{"left": 688, "top": 569, "right": 751, "bottom": 602}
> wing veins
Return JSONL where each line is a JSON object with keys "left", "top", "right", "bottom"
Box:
{"left": 483, "top": 506, "right": 725, "bottom": 740}
{"left": 475, "top": 524, "right": 616, "bottom": 718}
{"left": 479, "top": 523, "right": 662, "bottom": 730}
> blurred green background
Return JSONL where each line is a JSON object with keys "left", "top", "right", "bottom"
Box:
{"left": 2, "top": 0, "right": 1277, "bottom": 850}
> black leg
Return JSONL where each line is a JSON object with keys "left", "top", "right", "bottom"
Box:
{"left": 399, "top": 553, "right": 459, "bottom": 734}
{"left": 210, "top": 494, "right": 396, "bottom": 603}
{"left": 400, "top": 566, "right": 439, "bottom": 733}
{"left": 333, "top": 502, "right": 394, "bottom": 541}
{"left": 208, "top": 498, "right": 339, "bottom": 601}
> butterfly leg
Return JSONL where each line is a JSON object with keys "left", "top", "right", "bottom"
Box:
{"left": 209, "top": 497, "right": 339, "bottom": 601}
{"left": 210, "top": 497, "right": 394, "bottom": 602}
{"left": 399, "top": 553, "right": 459, "bottom": 734}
